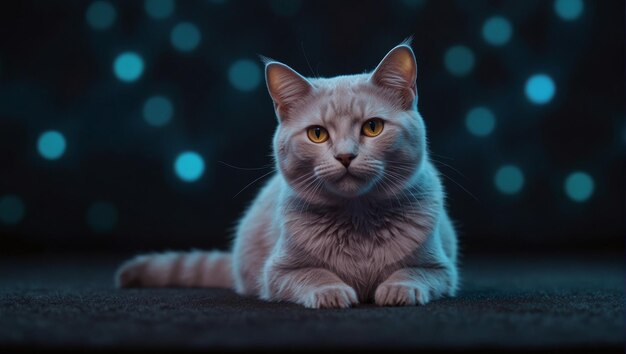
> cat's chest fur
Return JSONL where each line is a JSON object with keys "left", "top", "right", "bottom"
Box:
{"left": 283, "top": 199, "right": 437, "bottom": 299}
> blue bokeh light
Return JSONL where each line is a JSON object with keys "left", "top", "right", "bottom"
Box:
{"left": 444, "top": 45, "right": 475, "bottom": 77}
{"left": 0, "top": 194, "right": 25, "bottom": 225}
{"left": 482, "top": 16, "right": 513, "bottom": 46}
{"left": 171, "top": 22, "right": 201, "bottom": 52}
{"left": 113, "top": 52, "right": 144, "bottom": 82}
{"left": 143, "top": 95, "right": 173, "bottom": 127}
{"left": 37, "top": 130, "right": 66, "bottom": 160}
{"left": 564, "top": 171, "right": 594, "bottom": 202}
{"left": 85, "top": 1, "right": 116, "bottom": 30}
{"left": 525, "top": 74, "right": 556, "bottom": 105}
{"left": 228, "top": 59, "right": 262, "bottom": 91}
{"left": 86, "top": 201, "right": 118, "bottom": 233}
{"left": 495, "top": 165, "right": 524, "bottom": 195}
{"left": 465, "top": 107, "right": 496, "bottom": 137}
{"left": 174, "top": 151, "right": 205, "bottom": 182}
{"left": 554, "top": 0, "right": 584, "bottom": 21}
{"left": 145, "top": 0, "right": 175, "bottom": 19}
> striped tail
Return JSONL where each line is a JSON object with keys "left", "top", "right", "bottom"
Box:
{"left": 115, "top": 250, "right": 233, "bottom": 289}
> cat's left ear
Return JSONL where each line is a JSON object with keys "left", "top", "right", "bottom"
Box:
{"left": 370, "top": 44, "right": 418, "bottom": 109}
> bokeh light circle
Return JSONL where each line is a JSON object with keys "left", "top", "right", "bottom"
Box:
{"left": 0, "top": 194, "right": 25, "bottom": 225}
{"left": 86, "top": 1, "right": 116, "bottom": 30}
{"left": 465, "top": 107, "right": 496, "bottom": 137}
{"left": 86, "top": 201, "right": 118, "bottom": 233}
{"left": 525, "top": 74, "right": 556, "bottom": 105}
{"left": 554, "top": 0, "right": 584, "bottom": 21}
{"left": 564, "top": 171, "right": 594, "bottom": 202}
{"left": 482, "top": 16, "right": 513, "bottom": 46}
{"left": 174, "top": 151, "right": 205, "bottom": 182}
{"left": 170, "top": 22, "right": 201, "bottom": 52}
{"left": 495, "top": 165, "right": 524, "bottom": 195}
{"left": 228, "top": 59, "right": 262, "bottom": 91}
{"left": 37, "top": 130, "right": 66, "bottom": 160}
{"left": 143, "top": 95, "right": 173, "bottom": 127}
{"left": 113, "top": 52, "right": 144, "bottom": 82}
{"left": 145, "top": 0, "right": 175, "bottom": 19}
{"left": 444, "top": 45, "right": 475, "bottom": 77}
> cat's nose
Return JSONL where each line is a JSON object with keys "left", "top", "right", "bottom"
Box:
{"left": 335, "top": 153, "right": 357, "bottom": 168}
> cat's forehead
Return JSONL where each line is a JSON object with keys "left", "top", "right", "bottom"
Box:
{"left": 303, "top": 74, "right": 388, "bottom": 122}
{"left": 308, "top": 74, "right": 370, "bottom": 96}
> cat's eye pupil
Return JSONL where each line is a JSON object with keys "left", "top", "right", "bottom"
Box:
{"left": 307, "top": 126, "right": 328, "bottom": 143}
{"left": 368, "top": 121, "right": 376, "bottom": 131}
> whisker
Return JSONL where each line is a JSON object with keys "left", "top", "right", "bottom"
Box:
{"left": 291, "top": 172, "right": 317, "bottom": 185}
{"left": 218, "top": 160, "right": 273, "bottom": 171}
{"left": 382, "top": 171, "right": 423, "bottom": 209}
{"left": 232, "top": 169, "right": 277, "bottom": 198}
{"left": 429, "top": 152, "right": 455, "bottom": 161}
{"left": 284, "top": 172, "right": 319, "bottom": 214}
{"left": 295, "top": 178, "right": 318, "bottom": 214}
{"left": 430, "top": 158, "right": 467, "bottom": 179}
{"left": 437, "top": 170, "right": 480, "bottom": 202}
{"left": 378, "top": 174, "right": 403, "bottom": 208}
{"left": 297, "top": 178, "right": 323, "bottom": 214}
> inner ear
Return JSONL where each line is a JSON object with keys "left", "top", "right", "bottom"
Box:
{"left": 370, "top": 45, "right": 417, "bottom": 108}
{"left": 265, "top": 62, "right": 313, "bottom": 121}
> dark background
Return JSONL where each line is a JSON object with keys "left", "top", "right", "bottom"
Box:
{"left": 0, "top": 0, "right": 623, "bottom": 256}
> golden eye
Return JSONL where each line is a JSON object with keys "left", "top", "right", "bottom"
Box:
{"left": 307, "top": 126, "right": 329, "bottom": 143}
{"left": 362, "top": 118, "right": 384, "bottom": 137}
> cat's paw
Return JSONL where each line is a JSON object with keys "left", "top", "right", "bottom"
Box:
{"left": 114, "top": 256, "right": 149, "bottom": 288}
{"left": 374, "top": 282, "right": 430, "bottom": 306}
{"left": 301, "top": 284, "right": 359, "bottom": 309}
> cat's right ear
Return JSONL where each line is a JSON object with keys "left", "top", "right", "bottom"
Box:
{"left": 370, "top": 44, "right": 418, "bottom": 110}
{"left": 264, "top": 61, "right": 313, "bottom": 121}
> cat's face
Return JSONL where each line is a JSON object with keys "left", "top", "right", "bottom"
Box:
{"left": 266, "top": 44, "right": 426, "bottom": 201}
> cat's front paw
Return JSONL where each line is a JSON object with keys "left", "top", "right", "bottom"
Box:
{"left": 374, "top": 282, "right": 429, "bottom": 306}
{"left": 301, "top": 284, "right": 358, "bottom": 309}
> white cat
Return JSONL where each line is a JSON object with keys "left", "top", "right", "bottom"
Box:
{"left": 116, "top": 41, "right": 459, "bottom": 308}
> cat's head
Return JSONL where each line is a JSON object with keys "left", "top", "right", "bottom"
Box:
{"left": 265, "top": 43, "right": 427, "bottom": 202}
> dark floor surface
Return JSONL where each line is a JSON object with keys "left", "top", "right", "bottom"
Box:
{"left": 0, "top": 254, "right": 623, "bottom": 352}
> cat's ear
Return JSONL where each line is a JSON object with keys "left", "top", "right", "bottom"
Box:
{"left": 264, "top": 61, "right": 313, "bottom": 121}
{"left": 370, "top": 44, "right": 418, "bottom": 109}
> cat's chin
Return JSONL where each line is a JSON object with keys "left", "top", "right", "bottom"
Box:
{"left": 324, "top": 174, "right": 373, "bottom": 198}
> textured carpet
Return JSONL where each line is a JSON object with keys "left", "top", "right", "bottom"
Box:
{"left": 0, "top": 254, "right": 623, "bottom": 352}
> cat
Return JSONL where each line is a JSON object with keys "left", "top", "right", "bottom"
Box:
{"left": 115, "top": 41, "right": 459, "bottom": 308}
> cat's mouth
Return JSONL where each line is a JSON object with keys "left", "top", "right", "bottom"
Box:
{"left": 338, "top": 169, "right": 364, "bottom": 180}
{"left": 310, "top": 163, "right": 381, "bottom": 198}
{"left": 331, "top": 168, "right": 370, "bottom": 186}
{"left": 324, "top": 169, "right": 374, "bottom": 197}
